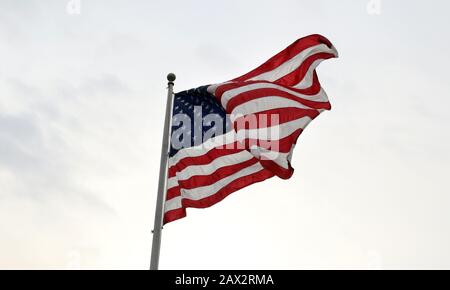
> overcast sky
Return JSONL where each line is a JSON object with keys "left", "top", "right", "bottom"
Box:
{"left": 1, "top": 0, "right": 450, "bottom": 269}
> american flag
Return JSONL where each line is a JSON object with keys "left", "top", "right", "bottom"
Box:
{"left": 164, "top": 34, "right": 338, "bottom": 224}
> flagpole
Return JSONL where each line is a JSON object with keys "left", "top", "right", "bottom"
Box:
{"left": 150, "top": 73, "right": 176, "bottom": 270}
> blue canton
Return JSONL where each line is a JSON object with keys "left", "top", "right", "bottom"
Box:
{"left": 169, "top": 86, "right": 232, "bottom": 157}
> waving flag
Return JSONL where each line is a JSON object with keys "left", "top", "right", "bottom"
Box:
{"left": 164, "top": 34, "right": 338, "bottom": 224}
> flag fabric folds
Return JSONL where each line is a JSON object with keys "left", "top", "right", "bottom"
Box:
{"left": 164, "top": 34, "right": 338, "bottom": 224}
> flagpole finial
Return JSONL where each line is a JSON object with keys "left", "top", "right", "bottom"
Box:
{"left": 167, "top": 73, "right": 176, "bottom": 84}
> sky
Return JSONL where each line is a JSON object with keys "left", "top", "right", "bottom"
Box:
{"left": 0, "top": 0, "right": 449, "bottom": 269}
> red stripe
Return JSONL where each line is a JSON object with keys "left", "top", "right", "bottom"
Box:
{"left": 164, "top": 207, "right": 186, "bottom": 224}
{"left": 168, "top": 145, "right": 243, "bottom": 178}
{"left": 215, "top": 82, "right": 247, "bottom": 101}
{"left": 214, "top": 77, "right": 322, "bottom": 105}
{"left": 238, "top": 128, "right": 303, "bottom": 153}
{"left": 163, "top": 169, "right": 274, "bottom": 224}
{"left": 177, "top": 157, "right": 259, "bottom": 190}
{"left": 166, "top": 186, "right": 181, "bottom": 200}
{"left": 231, "top": 34, "right": 333, "bottom": 82}
{"left": 233, "top": 107, "right": 319, "bottom": 129}
{"left": 274, "top": 52, "right": 336, "bottom": 87}
{"left": 226, "top": 87, "right": 330, "bottom": 113}
{"left": 259, "top": 159, "right": 293, "bottom": 180}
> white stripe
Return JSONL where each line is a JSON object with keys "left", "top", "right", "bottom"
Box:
{"left": 220, "top": 82, "right": 328, "bottom": 109}
{"left": 207, "top": 81, "right": 231, "bottom": 95}
{"left": 168, "top": 130, "right": 237, "bottom": 167}
{"left": 167, "top": 177, "right": 178, "bottom": 189}
{"left": 164, "top": 163, "right": 266, "bottom": 212}
{"left": 167, "top": 150, "right": 254, "bottom": 189}
{"left": 229, "top": 95, "right": 320, "bottom": 122}
{"left": 164, "top": 196, "right": 182, "bottom": 212}
{"left": 235, "top": 116, "right": 312, "bottom": 141}
{"left": 249, "top": 146, "right": 291, "bottom": 169}
{"left": 247, "top": 44, "right": 337, "bottom": 82}
{"left": 295, "top": 59, "right": 325, "bottom": 89}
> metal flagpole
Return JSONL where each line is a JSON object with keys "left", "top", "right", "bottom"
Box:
{"left": 150, "top": 73, "right": 176, "bottom": 270}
